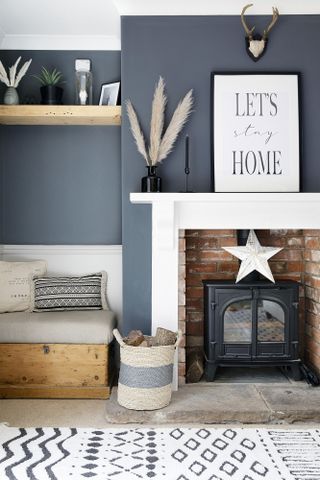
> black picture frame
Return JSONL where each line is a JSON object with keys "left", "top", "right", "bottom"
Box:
{"left": 211, "top": 72, "right": 302, "bottom": 193}
{"left": 99, "top": 81, "right": 121, "bottom": 106}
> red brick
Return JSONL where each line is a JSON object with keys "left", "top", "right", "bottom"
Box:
{"left": 306, "top": 325, "right": 320, "bottom": 344}
{"left": 186, "top": 312, "right": 203, "bottom": 322}
{"left": 187, "top": 264, "right": 217, "bottom": 274}
{"left": 305, "top": 338, "right": 320, "bottom": 357}
{"left": 305, "top": 237, "right": 320, "bottom": 250}
{"left": 306, "top": 311, "right": 320, "bottom": 329}
{"left": 274, "top": 249, "right": 303, "bottom": 261}
{"left": 217, "top": 237, "right": 237, "bottom": 247}
{"left": 269, "top": 261, "right": 287, "bottom": 273}
{"left": 196, "top": 251, "right": 235, "bottom": 262}
{"left": 186, "top": 287, "right": 203, "bottom": 299}
{"left": 286, "top": 261, "right": 304, "bottom": 273}
{"left": 187, "top": 321, "right": 204, "bottom": 336}
{"left": 306, "top": 298, "right": 320, "bottom": 316}
{"left": 304, "top": 275, "right": 320, "bottom": 289}
{"left": 187, "top": 273, "right": 218, "bottom": 286}
{"left": 178, "top": 306, "right": 186, "bottom": 322}
{"left": 179, "top": 238, "right": 186, "bottom": 252}
{"left": 187, "top": 336, "right": 203, "bottom": 347}
{"left": 187, "top": 238, "right": 219, "bottom": 250}
{"left": 186, "top": 298, "right": 203, "bottom": 310}
{"left": 304, "top": 229, "right": 320, "bottom": 237}
{"left": 287, "top": 237, "right": 305, "bottom": 247}
{"left": 305, "top": 350, "right": 320, "bottom": 374}
{"left": 217, "top": 262, "right": 239, "bottom": 273}
{"left": 306, "top": 262, "right": 320, "bottom": 276}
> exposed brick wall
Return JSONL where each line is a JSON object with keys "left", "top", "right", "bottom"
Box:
{"left": 178, "top": 230, "right": 186, "bottom": 385}
{"left": 184, "top": 229, "right": 311, "bottom": 381}
{"left": 304, "top": 230, "right": 320, "bottom": 376}
{"left": 185, "top": 230, "right": 238, "bottom": 365}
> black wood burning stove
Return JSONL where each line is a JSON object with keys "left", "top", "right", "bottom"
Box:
{"left": 203, "top": 280, "right": 301, "bottom": 381}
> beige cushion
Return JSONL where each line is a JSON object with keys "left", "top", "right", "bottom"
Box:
{"left": 0, "top": 310, "right": 116, "bottom": 344}
{"left": 0, "top": 261, "right": 47, "bottom": 313}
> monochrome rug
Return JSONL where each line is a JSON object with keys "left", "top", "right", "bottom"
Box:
{"left": 0, "top": 425, "right": 319, "bottom": 480}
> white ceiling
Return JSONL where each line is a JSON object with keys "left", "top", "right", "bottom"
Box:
{"left": 114, "top": 0, "right": 320, "bottom": 16}
{"left": 0, "top": 0, "right": 121, "bottom": 50}
{"left": 1, "top": 0, "right": 320, "bottom": 50}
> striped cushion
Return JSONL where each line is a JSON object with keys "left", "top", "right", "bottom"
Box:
{"left": 31, "top": 272, "right": 109, "bottom": 312}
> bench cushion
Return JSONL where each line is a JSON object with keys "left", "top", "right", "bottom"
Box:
{"left": 0, "top": 310, "right": 115, "bottom": 344}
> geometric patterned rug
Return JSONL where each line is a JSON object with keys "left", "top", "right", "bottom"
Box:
{"left": 0, "top": 426, "right": 320, "bottom": 479}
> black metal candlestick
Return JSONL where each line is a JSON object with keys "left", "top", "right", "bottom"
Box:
{"left": 184, "top": 135, "right": 193, "bottom": 192}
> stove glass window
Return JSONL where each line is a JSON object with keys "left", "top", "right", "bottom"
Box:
{"left": 257, "top": 299, "right": 285, "bottom": 342}
{"left": 223, "top": 300, "right": 252, "bottom": 343}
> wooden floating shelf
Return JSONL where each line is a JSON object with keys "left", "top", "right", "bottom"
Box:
{"left": 0, "top": 105, "right": 121, "bottom": 126}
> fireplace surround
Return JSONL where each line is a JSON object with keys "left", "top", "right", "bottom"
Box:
{"left": 130, "top": 193, "right": 320, "bottom": 388}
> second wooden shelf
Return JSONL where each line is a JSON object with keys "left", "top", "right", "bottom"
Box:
{"left": 0, "top": 105, "right": 121, "bottom": 126}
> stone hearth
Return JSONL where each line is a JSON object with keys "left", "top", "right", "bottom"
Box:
{"left": 130, "top": 193, "right": 320, "bottom": 388}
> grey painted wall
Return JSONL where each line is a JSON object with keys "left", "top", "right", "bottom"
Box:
{"left": 0, "top": 50, "right": 121, "bottom": 244}
{"left": 121, "top": 15, "right": 320, "bottom": 334}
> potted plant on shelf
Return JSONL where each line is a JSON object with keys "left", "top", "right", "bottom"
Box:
{"left": 33, "top": 67, "right": 65, "bottom": 105}
{"left": 0, "top": 56, "right": 32, "bottom": 105}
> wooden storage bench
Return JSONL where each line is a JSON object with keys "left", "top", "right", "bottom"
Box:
{"left": 0, "top": 310, "right": 115, "bottom": 399}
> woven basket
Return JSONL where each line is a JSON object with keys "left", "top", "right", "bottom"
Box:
{"left": 113, "top": 329, "right": 182, "bottom": 411}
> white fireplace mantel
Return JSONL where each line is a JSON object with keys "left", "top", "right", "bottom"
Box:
{"left": 130, "top": 192, "right": 320, "bottom": 387}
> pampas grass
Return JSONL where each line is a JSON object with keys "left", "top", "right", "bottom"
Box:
{"left": 0, "top": 57, "right": 32, "bottom": 88}
{"left": 126, "top": 99, "right": 150, "bottom": 165}
{"left": 127, "top": 76, "right": 193, "bottom": 166}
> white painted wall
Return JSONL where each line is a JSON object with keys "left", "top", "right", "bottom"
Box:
{"left": 0, "top": 245, "right": 123, "bottom": 328}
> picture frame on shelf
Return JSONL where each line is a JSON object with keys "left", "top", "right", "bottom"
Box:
{"left": 99, "top": 82, "right": 120, "bottom": 106}
{"left": 211, "top": 72, "right": 301, "bottom": 192}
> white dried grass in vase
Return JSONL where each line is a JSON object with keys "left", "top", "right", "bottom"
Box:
{"left": 126, "top": 76, "right": 193, "bottom": 166}
{"left": 0, "top": 61, "right": 10, "bottom": 87}
{"left": 149, "top": 77, "right": 166, "bottom": 166}
{"left": 14, "top": 59, "right": 32, "bottom": 88}
{"left": 158, "top": 89, "right": 193, "bottom": 163}
{"left": 0, "top": 56, "right": 32, "bottom": 88}
{"left": 126, "top": 99, "right": 150, "bottom": 165}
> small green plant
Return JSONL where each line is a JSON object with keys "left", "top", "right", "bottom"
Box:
{"left": 33, "top": 67, "right": 64, "bottom": 86}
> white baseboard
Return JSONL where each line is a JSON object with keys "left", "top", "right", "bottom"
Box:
{"left": 0, "top": 244, "right": 123, "bottom": 327}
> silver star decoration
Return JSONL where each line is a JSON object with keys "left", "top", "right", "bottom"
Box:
{"left": 222, "top": 230, "right": 282, "bottom": 283}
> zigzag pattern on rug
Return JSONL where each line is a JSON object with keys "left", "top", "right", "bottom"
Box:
{"left": 0, "top": 426, "right": 319, "bottom": 480}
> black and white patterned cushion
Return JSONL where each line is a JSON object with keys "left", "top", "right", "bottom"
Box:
{"left": 31, "top": 272, "right": 108, "bottom": 312}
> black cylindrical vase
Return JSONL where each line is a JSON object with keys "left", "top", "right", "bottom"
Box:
{"left": 141, "top": 166, "right": 162, "bottom": 192}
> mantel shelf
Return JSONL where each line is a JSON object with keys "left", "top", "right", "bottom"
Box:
{"left": 0, "top": 105, "right": 121, "bottom": 126}
{"left": 130, "top": 192, "right": 320, "bottom": 204}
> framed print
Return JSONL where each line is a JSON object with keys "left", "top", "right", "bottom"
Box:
{"left": 99, "top": 81, "right": 120, "bottom": 106}
{"left": 212, "top": 73, "right": 301, "bottom": 192}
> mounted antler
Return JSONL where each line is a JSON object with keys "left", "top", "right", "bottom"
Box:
{"left": 241, "top": 4, "right": 255, "bottom": 40}
{"left": 240, "top": 4, "right": 280, "bottom": 61}
{"left": 263, "top": 7, "right": 279, "bottom": 39}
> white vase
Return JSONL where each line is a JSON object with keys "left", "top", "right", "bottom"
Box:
{"left": 4, "top": 87, "right": 19, "bottom": 105}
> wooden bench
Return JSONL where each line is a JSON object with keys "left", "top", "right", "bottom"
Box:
{"left": 0, "top": 310, "right": 115, "bottom": 399}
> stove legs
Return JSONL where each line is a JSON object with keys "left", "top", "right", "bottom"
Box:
{"left": 291, "top": 363, "right": 302, "bottom": 381}
{"left": 205, "top": 363, "right": 218, "bottom": 382}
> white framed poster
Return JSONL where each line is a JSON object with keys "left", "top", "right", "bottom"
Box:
{"left": 212, "top": 73, "right": 300, "bottom": 192}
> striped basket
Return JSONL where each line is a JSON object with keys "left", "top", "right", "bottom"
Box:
{"left": 113, "top": 329, "right": 182, "bottom": 411}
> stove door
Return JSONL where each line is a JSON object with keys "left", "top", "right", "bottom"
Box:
{"left": 255, "top": 290, "right": 290, "bottom": 358}
{"left": 218, "top": 290, "right": 253, "bottom": 359}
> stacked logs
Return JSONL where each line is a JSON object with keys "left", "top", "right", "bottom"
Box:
{"left": 123, "top": 327, "right": 177, "bottom": 347}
